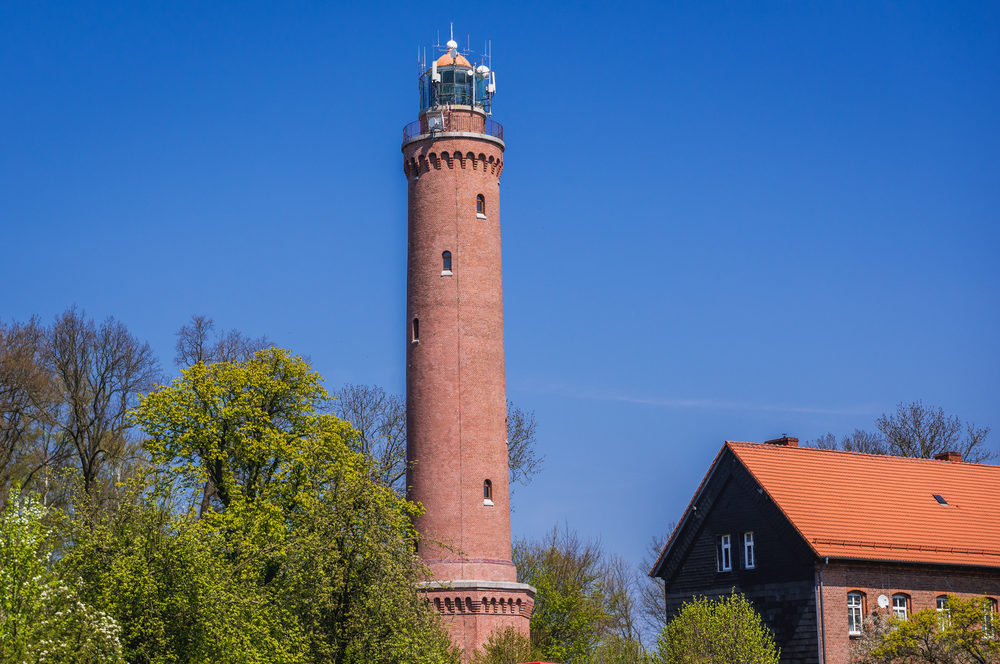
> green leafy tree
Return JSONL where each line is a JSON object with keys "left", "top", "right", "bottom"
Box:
{"left": 515, "top": 527, "right": 617, "bottom": 662}
{"left": 131, "top": 347, "right": 459, "bottom": 664}
{"left": 854, "top": 595, "right": 1000, "bottom": 664}
{"left": 469, "top": 626, "right": 538, "bottom": 664}
{"left": 581, "top": 633, "right": 658, "bottom": 664}
{"left": 657, "top": 592, "right": 780, "bottom": 664}
{"left": 58, "top": 475, "right": 306, "bottom": 664}
{"left": 0, "top": 489, "right": 123, "bottom": 664}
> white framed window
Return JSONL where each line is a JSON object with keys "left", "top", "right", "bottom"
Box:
{"left": 985, "top": 598, "right": 997, "bottom": 638}
{"left": 848, "top": 592, "right": 864, "bottom": 635}
{"left": 937, "top": 596, "right": 950, "bottom": 628}
{"left": 892, "top": 594, "right": 909, "bottom": 621}
{"left": 716, "top": 534, "right": 731, "bottom": 572}
{"left": 743, "top": 532, "right": 755, "bottom": 569}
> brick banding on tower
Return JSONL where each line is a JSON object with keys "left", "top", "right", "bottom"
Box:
{"left": 402, "top": 35, "right": 534, "bottom": 658}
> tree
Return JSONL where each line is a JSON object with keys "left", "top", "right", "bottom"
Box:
{"left": 639, "top": 533, "right": 670, "bottom": 638}
{"left": 505, "top": 400, "right": 543, "bottom": 489}
{"left": 174, "top": 314, "right": 269, "bottom": 367}
{"left": 0, "top": 319, "right": 55, "bottom": 502}
{"left": 332, "top": 383, "right": 407, "bottom": 489}
{"left": 808, "top": 402, "right": 994, "bottom": 463}
{"left": 514, "top": 526, "right": 650, "bottom": 662}
{"left": 40, "top": 308, "right": 160, "bottom": 495}
{"left": 136, "top": 346, "right": 355, "bottom": 511}
{"left": 877, "top": 402, "right": 993, "bottom": 463}
{"left": 332, "top": 385, "right": 543, "bottom": 493}
{"left": 132, "top": 348, "right": 460, "bottom": 664}
{"left": 470, "top": 626, "right": 537, "bottom": 664}
{"left": 854, "top": 595, "right": 1000, "bottom": 664}
{"left": 58, "top": 473, "right": 309, "bottom": 664}
{"left": 0, "top": 489, "right": 124, "bottom": 664}
{"left": 656, "top": 592, "right": 780, "bottom": 664}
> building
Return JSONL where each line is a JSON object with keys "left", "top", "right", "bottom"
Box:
{"left": 650, "top": 436, "right": 1000, "bottom": 664}
{"left": 401, "top": 34, "right": 535, "bottom": 657}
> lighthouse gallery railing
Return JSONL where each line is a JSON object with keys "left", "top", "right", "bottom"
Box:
{"left": 403, "top": 114, "right": 503, "bottom": 143}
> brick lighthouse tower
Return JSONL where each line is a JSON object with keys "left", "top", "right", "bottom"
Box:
{"left": 401, "top": 33, "right": 535, "bottom": 656}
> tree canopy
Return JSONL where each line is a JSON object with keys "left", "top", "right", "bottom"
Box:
{"left": 657, "top": 592, "right": 780, "bottom": 664}
{"left": 809, "top": 401, "right": 995, "bottom": 463}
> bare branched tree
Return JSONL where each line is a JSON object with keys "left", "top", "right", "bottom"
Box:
{"left": 603, "top": 552, "right": 642, "bottom": 645}
{"left": 330, "top": 385, "right": 544, "bottom": 493}
{"left": 840, "top": 428, "right": 886, "bottom": 454}
{"left": 0, "top": 320, "right": 38, "bottom": 482}
{"left": 42, "top": 308, "right": 160, "bottom": 494}
{"left": 332, "top": 384, "right": 408, "bottom": 490}
{"left": 639, "top": 533, "right": 670, "bottom": 639}
{"left": 507, "top": 400, "right": 543, "bottom": 489}
{"left": 175, "top": 315, "right": 269, "bottom": 367}
{"left": 0, "top": 319, "right": 59, "bottom": 501}
{"left": 877, "top": 401, "right": 993, "bottom": 462}
{"left": 807, "top": 402, "right": 993, "bottom": 463}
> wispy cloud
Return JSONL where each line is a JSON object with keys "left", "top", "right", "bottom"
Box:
{"left": 527, "top": 383, "right": 876, "bottom": 416}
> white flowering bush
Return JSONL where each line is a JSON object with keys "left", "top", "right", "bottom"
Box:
{"left": 0, "top": 490, "right": 123, "bottom": 664}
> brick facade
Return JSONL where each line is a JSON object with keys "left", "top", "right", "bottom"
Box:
{"left": 402, "top": 106, "right": 533, "bottom": 657}
{"left": 816, "top": 560, "right": 1000, "bottom": 664}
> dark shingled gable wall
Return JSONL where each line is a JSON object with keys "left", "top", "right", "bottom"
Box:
{"left": 657, "top": 449, "right": 821, "bottom": 664}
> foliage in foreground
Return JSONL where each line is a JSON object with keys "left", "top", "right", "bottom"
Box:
{"left": 0, "top": 489, "right": 123, "bottom": 664}
{"left": 1, "top": 348, "right": 460, "bottom": 664}
{"left": 657, "top": 592, "right": 780, "bottom": 664}
{"left": 853, "top": 595, "right": 999, "bottom": 664}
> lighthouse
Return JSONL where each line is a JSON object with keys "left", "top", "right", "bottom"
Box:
{"left": 402, "top": 34, "right": 534, "bottom": 656}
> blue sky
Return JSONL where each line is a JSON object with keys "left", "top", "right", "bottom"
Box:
{"left": 2, "top": 1, "right": 998, "bottom": 569}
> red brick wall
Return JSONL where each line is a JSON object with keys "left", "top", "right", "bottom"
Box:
{"left": 403, "top": 110, "right": 531, "bottom": 658}
{"left": 815, "top": 560, "right": 1000, "bottom": 664}
{"left": 423, "top": 586, "right": 534, "bottom": 657}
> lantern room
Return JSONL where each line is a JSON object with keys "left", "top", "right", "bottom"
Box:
{"left": 418, "top": 39, "right": 496, "bottom": 114}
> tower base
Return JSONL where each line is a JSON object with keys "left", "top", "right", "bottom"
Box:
{"left": 418, "top": 580, "right": 535, "bottom": 659}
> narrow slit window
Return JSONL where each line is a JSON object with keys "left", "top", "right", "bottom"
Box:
{"left": 743, "top": 532, "right": 755, "bottom": 569}
{"left": 411, "top": 318, "right": 419, "bottom": 343}
{"left": 483, "top": 479, "right": 493, "bottom": 504}
{"left": 476, "top": 194, "right": 486, "bottom": 215}
{"left": 442, "top": 251, "right": 452, "bottom": 273}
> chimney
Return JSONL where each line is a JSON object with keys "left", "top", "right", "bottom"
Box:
{"left": 765, "top": 435, "right": 799, "bottom": 447}
{"left": 933, "top": 451, "right": 962, "bottom": 462}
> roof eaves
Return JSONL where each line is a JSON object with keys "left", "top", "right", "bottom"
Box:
{"left": 818, "top": 554, "right": 1000, "bottom": 571}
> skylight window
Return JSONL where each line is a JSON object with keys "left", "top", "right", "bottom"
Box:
{"left": 933, "top": 494, "right": 949, "bottom": 506}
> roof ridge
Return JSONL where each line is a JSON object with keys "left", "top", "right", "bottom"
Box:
{"left": 726, "top": 440, "right": 999, "bottom": 469}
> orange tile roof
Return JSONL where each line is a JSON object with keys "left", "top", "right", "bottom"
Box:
{"left": 727, "top": 442, "right": 1000, "bottom": 568}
